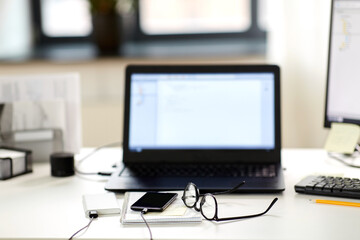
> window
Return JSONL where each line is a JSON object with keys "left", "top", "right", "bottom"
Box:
{"left": 139, "top": 0, "right": 251, "bottom": 35}
{"left": 31, "top": 0, "right": 266, "bottom": 58}
{"left": 40, "top": 0, "right": 92, "bottom": 37}
{"left": 33, "top": 0, "right": 265, "bottom": 41}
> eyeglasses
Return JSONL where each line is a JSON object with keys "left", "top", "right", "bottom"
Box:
{"left": 181, "top": 181, "right": 278, "bottom": 221}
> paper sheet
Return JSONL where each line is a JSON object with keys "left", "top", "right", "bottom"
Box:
{"left": 147, "top": 200, "right": 187, "bottom": 216}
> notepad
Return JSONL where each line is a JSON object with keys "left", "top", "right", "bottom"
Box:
{"left": 324, "top": 123, "right": 360, "bottom": 154}
{"left": 120, "top": 191, "right": 202, "bottom": 224}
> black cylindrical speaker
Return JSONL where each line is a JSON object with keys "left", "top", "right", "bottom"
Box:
{"left": 50, "top": 152, "right": 75, "bottom": 177}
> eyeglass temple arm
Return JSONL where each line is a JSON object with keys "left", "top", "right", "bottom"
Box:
{"left": 215, "top": 197, "right": 278, "bottom": 222}
{"left": 211, "top": 181, "right": 246, "bottom": 196}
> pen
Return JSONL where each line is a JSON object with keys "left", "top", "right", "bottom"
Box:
{"left": 311, "top": 199, "right": 360, "bottom": 207}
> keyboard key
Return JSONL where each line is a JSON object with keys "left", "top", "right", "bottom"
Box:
{"left": 332, "top": 185, "right": 343, "bottom": 193}
{"left": 305, "top": 184, "right": 316, "bottom": 191}
{"left": 314, "top": 183, "right": 326, "bottom": 191}
{"left": 322, "top": 184, "right": 332, "bottom": 192}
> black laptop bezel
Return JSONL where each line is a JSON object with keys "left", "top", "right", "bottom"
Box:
{"left": 123, "top": 65, "right": 281, "bottom": 164}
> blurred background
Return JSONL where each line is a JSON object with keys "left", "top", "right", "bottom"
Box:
{"left": 0, "top": 0, "right": 331, "bottom": 148}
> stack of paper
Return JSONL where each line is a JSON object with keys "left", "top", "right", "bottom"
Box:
{"left": 0, "top": 147, "right": 31, "bottom": 180}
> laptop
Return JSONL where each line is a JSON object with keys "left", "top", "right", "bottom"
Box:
{"left": 105, "top": 65, "right": 285, "bottom": 193}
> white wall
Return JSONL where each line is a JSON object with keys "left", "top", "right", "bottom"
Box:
{"left": 267, "top": 0, "right": 332, "bottom": 148}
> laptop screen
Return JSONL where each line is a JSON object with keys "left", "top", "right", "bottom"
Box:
{"left": 128, "top": 72, "right": 275, "bottom": 152}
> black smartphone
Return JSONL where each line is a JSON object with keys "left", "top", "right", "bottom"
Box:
{"left": 130, "top": 192, "right": 178, "bottom": 212}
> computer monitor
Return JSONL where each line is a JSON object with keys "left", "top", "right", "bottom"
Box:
{"left": 325, "top": 0, "right": 360, "bottom": 128}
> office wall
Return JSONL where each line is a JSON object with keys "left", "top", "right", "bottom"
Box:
{"left": 0, "top": 0, "right": 332, "bottom": 149}
{"left": 0, "top": 50, "right": 329, "bottom": 149}
{"left": 267, "top": 0, "right": 331, "bottom": 148}
{"left": 0, "top": 57, "right": 266, "bottom": 148}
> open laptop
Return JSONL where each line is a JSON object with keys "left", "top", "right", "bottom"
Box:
{"left": 105, "top": 65, "right": 285, "bottom": 193}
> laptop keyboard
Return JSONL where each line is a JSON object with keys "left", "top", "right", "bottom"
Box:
{"left": 121, "top": 163, "right": 277, "bottom": 178}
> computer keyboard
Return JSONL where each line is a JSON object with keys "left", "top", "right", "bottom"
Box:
{"left": 122, "top": 163, "right": 277, "bottom": 178}
{"left": 295, "top": 175, "right": 360, "bottom": 199}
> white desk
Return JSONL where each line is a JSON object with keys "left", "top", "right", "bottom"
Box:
{"left": 1, "top": 148, "right": 360, "bottom": 240}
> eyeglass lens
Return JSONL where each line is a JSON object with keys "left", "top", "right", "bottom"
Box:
{"left": 200, "top": 194, "right": 217, "bottom": 219}
{"left": 183, "top": 183, "right": 197, "bottom": 207}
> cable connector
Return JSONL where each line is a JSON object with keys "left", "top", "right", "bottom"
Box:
{"left": 88, "top": 210, "right": 98, "bottom": 219}
{"left": 141, "top": 208, "right": 148, "bottom": 214}
{"left": 97, "top": 172, "right": 113, "bottom": 176}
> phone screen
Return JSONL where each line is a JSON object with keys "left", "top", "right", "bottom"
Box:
{"left": 131, "top": 192, "right": 178, "bottom": 212}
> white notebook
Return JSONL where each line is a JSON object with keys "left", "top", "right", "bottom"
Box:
{"left": 121, "top": 191, "right": 202, "bottom": 224}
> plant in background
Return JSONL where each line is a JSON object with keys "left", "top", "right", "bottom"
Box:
{"left": 87, "top": 0, "right": 138, "bottom": 55}
{"left": 88, "top": 0, "right": 138, "bottom": 16}
{"left": 88, "top": 0, "right": 118, "bottom": 15}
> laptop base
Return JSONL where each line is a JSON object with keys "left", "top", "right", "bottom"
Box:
{"left": 105, "top": 164, "right": 285, "bottom": 193}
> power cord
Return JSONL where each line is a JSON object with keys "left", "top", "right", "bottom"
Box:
{"left": 75, "top": 141, "right": 122, "bottom": 176}
{"left": 356, "top": 144, "right": 360, "bottom": 153}
{"left": 140, "top": 208, "right": 153, "bottom": 240}
{"left": 75, "top": 169, "right": 113, "bottom": 176}
{"left": 328, "top": 145, "right": 360, "bottom": 168}
{"left": 328, "top": 153, "right": 360, "bottom": 168}
{"left": 69, "top": 210, "right": 98, "bottom": 240}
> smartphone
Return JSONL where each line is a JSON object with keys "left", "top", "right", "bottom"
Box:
{"left": 130, "top": 192, "right": 178, "bottom": 212}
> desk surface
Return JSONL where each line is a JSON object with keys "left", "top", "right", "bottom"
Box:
{"left": 1, "top": 148, "right": 360, "bottom": 240}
